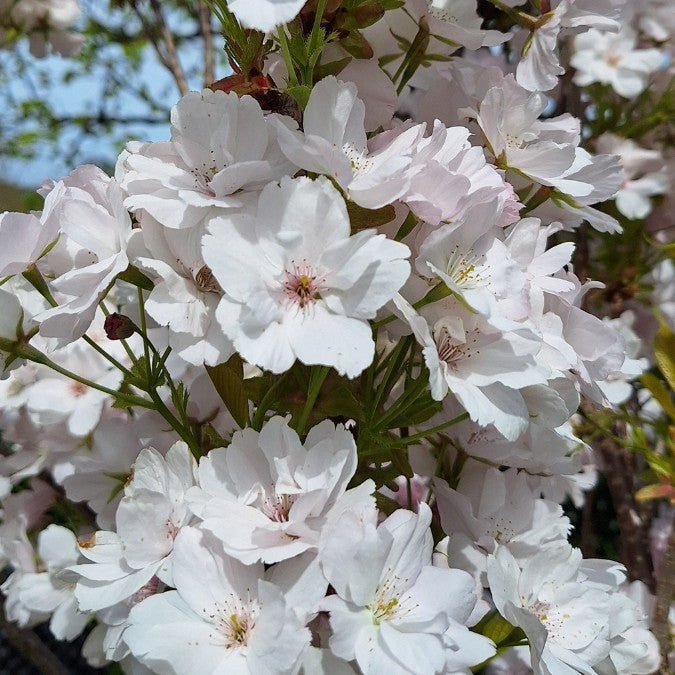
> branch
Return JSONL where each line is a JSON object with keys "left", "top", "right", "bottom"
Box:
{"left": 0, "top": 596, "right": 71, "bottom": 675}
{"left": 129, "top": 0, "right": 188, "bottom": 96}
{"left": 52, "top": 113, "right": 167, "bottom": 127}
{"left": 652, "top": 525, "right": 675, "bottom": 674}
{"left": 199, "top": 1, "right": 215, "bottom": 86}
{"left": 596, "top": 433, "right": 654, "bottom": 586}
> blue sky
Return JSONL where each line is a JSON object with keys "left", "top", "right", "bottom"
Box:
{"left": 0, "top": 6, "right": 213, "bottom": 189}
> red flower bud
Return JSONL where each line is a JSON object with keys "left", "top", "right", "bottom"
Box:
{"left": 104, "top": 313, "right": 136, "bottom": 340}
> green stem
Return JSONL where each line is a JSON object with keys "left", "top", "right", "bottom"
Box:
{"left": 386, "top": 412, "right": 470, "bottom": 447}
{"left": 251, "top": 373, "right": 289, "bottom": 430}
{"left": 308, "top": 0, "right": 328, "bottom": 54}
{"left": 373, "top": 283, "right": 451, "bottom": 330}
{"left": 277, "top": 27, "right": 298, "bottom": 86}
{"left": 375, "top": 373, "right": 429, "bottom": 431}
{"left": 370, "top": 337, "right": 413, "bottom": 419}
{"left": 18, "top": 345, "right": 152, "bottom": 409}
{"left": 82, "top": 336, "right": 135, "bottom": 379}
{"left": 487, "top": 0, "right": 539, "bottom": 30}
{"left": 137, "top": 288, "right": 152, "bottom": 374}
{"left": 295, "top": 365, "right": 330, "bottom": 436}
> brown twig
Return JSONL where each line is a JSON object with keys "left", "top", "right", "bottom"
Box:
{"left": 652, "top": 525, "right": 675, "bottom": 674}
{"left": 596, "top": 434, "right": 654, "bottom": 587}
{"left": 199, "top": 1, "right": 215, "bottom": 86}
{"left": 580, "top": 485, "right": 597, "bottom": 557}
{"left": 0, "top": 595, "right": 71, "bottom": 675}
{"left": 129, "top": 0, "right": 188, "bottom": 96}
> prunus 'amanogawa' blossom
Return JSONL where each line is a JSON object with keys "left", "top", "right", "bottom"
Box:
{"left": 6, "top": 0, "right": 83, "bottom": 57}
{"left": 393, "top": 294, "right": 547, "bottom": 440}
{"left": 203, "top": 175, "right": 410, "bottom": 377}
{"left": 132, "top": 212, "right": 234, "bottom": 367}
{"left": 474, "top": 75, "right": 623, "bottom": 222}
{"left": 571, "top": 27, "right": 663, "bottom": 98}
{"left": 25, "top": 341, "right": 123, "bottom": 437}
{"left": 71, "top": 442, "right": 197, "bottom": 611}
{"left": 0, "top": 288, "right": 27, "bottom": 379}
{"left": 319, "top": 503, "right": 495, "bottom": 675}
{"left": 401, "top": 121, "right": 519, "bottom": 227}
{"left": 121, "top": 88, "right": 294, "bottom": 230}
{"left": 271, "top": 76, "right": 424, "bottom": 209}
{"left": 596, "top": 134, "right": 670, "bottom": 220}
{"left": 34, "top": 166, "right": 133, "bottom": 345}
{"left": 433, "top": 465, "right": 570, "bottom": 582}
{"left": 515, "top": 0, "right": 624, "bottom": 92}
{"left": 414, "top": 200, "right": 529, "bottom": 320}
{"left": 186, "top": 416, "right": 367, "bottom": 564}
{"left": 124, "top": 526, "right": 311, "bottom": 675}
{"left": 487, "top": 542, "right": 655, "bottom": 675}
{"left": 13, "top": 524, "right": 89, "bottom": 641}
{"left": 225, "top": 0, "right": 307, "bottom": 32}
{"left": 0, "top": 180, "right": 64, "bottom": 278}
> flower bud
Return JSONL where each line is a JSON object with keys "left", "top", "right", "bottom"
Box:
{"left": 104, "top": 313, "right": 136, "bottom": 340}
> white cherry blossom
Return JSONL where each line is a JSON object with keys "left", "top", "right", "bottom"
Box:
{"left": 571, "top": 27, "right": 663, "bottom": 98}
{"left": 203, "top": 176, "right": 410, "bottom": 377}
{"left": 121, "top": 88, "right": 294, "bottom": 230}
{"left": 320, "top": 503, "right": 495, "bottom": 675}
{"left": 225, "top": 0, "right": 306, "bottom": 32}
{"left": 187, "top": 416, "right": 366, "bottom": 564}
{"left": 71, "top": 442, "right": 197, "bottom": 611}
{"left": 125, "top": 526, "right": 311, "bottom": 675}
{"left": 271, "top": 76, "right": 424, "bottom": 209}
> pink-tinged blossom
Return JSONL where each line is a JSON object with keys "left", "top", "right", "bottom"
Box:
{"left": 571, "top": 27, "right": 663, "bottom": 98}
{"left": 393, "top": 294, "right": 547, "bottom": 440}
{"left": 433, "top": 466, "right": 570, "bottom": 582}
{"left": 225, "top": 0, "right": 306, "bottom": 32}
{"left": 6, "top": 0, "right": 83, "bottom": 57}
{"left": 400, "top": 121, "right": 518, "bottom": 226}
{"left": 121, "top": 88, "right": 294, "bottom": 230}
{"left": 319, "top": 503, "right": 495, "bottom": 675}
{"left": 487, "top": 543, "right": 655, "bottom": 675}
{"left": 13, "top": 525, "right": 89, "bottom": 641}
{"left": 271, "top": 76, "right": 424, "bottom": 209}
{"left": 515, "top": 0, "right": 624, "bottom": 92}
{"left": 415, "top": 200, "right": 529, "bottom": 320}
{"left": 0, "top": 181, "right": 64, "bottom": 278}
{"left": 25, "top": 342, "right": 123, "bottom": 437}
{"left": 474, "top": 74, "right": 623, "bottom": 223}
{"left": 0, "top": 288, "right": 27, "bottom": 379}
{"left": 124, "top": 526, "right": 311, "bottom": 675}
{"left": 71, "top": 442, "right": 197, "bottom": 611}
{"left": 187, "top": 416, "right": 368, "bottom": 564}
{"left": 132, "top": 212, "right": 233, "bottom": 367}
{"left": 203, "top": 176, "right": 410, "bottom": 377}
{"left": 35, "top": 166, "right": 133, "bottom": 345}
{"left": 596, "top": 134, "right": 670, "bottom": 220}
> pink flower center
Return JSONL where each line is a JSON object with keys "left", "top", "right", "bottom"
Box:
{"left": 283, "top": 260, "right": 323, "bottom": 308}
{"left": 261, "top": 492, "right": 296, "bottom": 522}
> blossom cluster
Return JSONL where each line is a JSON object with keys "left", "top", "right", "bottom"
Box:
{"left": 0, "top": 0, "right": 82, "bottom": 56}
{"left": 0, "top": 1, "right": 672, "bottom": 674}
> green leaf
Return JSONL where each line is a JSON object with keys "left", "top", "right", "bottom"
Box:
{"left": 394, "top": 211, "right": 418, "bottom": 241}
{"left": 636, "top": 483, "right": 674, "bottom": 502}
{"left": 654, "top": 322, "right": 675, "bottom": 392}
{"left": 340, "top": 29, "right": 374, "bottom": 59}
{"left": 474, "top": 611, "right": 521, "bottom": 646}
{"left": 285, "top": 84, "right": 313, "bottom": 109}
{"left": 206, "top": 355, "right": 250, "bottom": 428}
{"left": 346, "top": 201, "right": 396, "bottom": 231}
{"left": 117, "top": 265, "right": 154, "bottom": 291}
{"left": 314, "top": 56, "right": 352, "bottom": 80}
{"left": 640, "top": 373, "right": 675, "bottom": 419}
